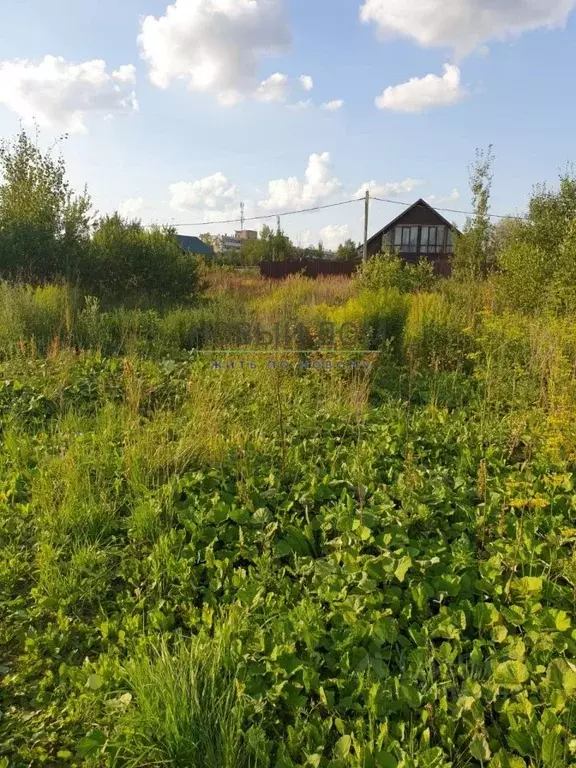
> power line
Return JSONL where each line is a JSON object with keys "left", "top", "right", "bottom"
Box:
{"left": 171, "top": 197, "right": 363, "bottom": 229}
{"left": 160, "top": 194, "right": 528, "bottom": 231}
{"left": 371, "top": 196, "right": 529, "bottom": 221}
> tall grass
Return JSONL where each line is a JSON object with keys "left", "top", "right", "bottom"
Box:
{"left": 115, "top": 613, "right": 267, "bottom": 768}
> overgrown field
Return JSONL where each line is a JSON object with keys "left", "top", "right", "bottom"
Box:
{"left": 1, "top": 273, "right": 576, "bottom": 767}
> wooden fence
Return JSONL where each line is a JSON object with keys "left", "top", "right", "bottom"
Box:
{"left": 260, "top": 259, "right": 361, "bottom": 280}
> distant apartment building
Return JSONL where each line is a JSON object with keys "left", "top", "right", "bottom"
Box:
{"left": 213, "top": 230, "right": 258, "bottom": 254}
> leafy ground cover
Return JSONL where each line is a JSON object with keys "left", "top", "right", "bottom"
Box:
{"left": 0, "top": 340, "right": 575, "bottom": 767}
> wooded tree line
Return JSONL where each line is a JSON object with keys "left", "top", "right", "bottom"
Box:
{"left": 200, "top": 226, "right": 360, "bottom": 265}
{"left": 0, "top": 130, "right": 203, "bottom": 305}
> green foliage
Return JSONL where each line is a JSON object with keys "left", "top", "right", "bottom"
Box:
{"left": 335, "top": 239, "right": 359, "bottom": 261}
{"left": 357, "top": 253, "right": 436, "bottom": 293}
{"left": 497, "top": 171, "right": 576, "bottom": 313}
{"left": 240, "top": 224, "right": 294, "bottom": 264}
{"left": 0, "top": 129, "right": 205, "bottom": 306}
{"left": 115, "top": 614, "right": 267, "bottom": 767}
{"left": 87, "top": 214, "right": 204, "bottom": 306}
{"left": 0, "top": 128, "right": 92, "bottom": 282}
{"left": 453, "top": 145, "right": 495, "bottom": 280}
{"left": 1, "top": 345, "right": 576, "bottom": 765}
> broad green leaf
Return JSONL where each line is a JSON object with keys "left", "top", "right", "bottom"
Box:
{"left": 512, "top": 576, "right": 543, "bottom": 598}
{"left": 86, "top": 674, "right": 103, "bottom": 691}
{"left": 394, "top": 556, "right": 412, "bottom": 583}
{"left": 546, "top": 659, "right": 576, "bottom": 696}
{"left": 470, "top": 734, "right": 491, "bottom": 762}
{"left": 399, "top": 683, "right": 421, "bottom": 708}
{"left": 494, "top": 660, "right": 529, "bottom": 688}
{"left": 334, "top": 735, "right": 352, "bottom": 759}
{"left": 376, "top": 751, "right": 398, "bottom": 768}
{"left": 542, "top": 725, "right": 564, "bottom": 767}
{"left": 76, "top": 730, "right": 106, "bottom": 758}
{"left": 489, "top": 749, "right": 527, "bottom": 767}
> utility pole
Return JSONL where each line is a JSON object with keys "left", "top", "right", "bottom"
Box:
{"left": 240, "top": 202, "right": 245, "bottom": 232}
{"left": 363, "top": 190, "right": 370, "bottom": 263}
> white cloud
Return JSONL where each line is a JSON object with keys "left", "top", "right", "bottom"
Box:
{"left": 375, "top": 64, "right": 465, "bottom": 113}
{"left": 139, "top": 0, "right": 290, "bottom": 105}
{"left": 112, "top": 64, "right": 137, "bottom": 84}
{"left": 0, "top": 55, "right": 138, "bottom": 132}
{"left": 258, "top": 152, "right": 341, "bottom": 212}
{"left": 354, "top": 178, "right": 423, "bottom": 199}
{"left": 427, "top": 188, "right": 460, "bottom": 206}
{"left": 169, "top": 172, "right": 237, "bottom": 212}
{"left": 297, "top": 224, "right": 351, "bottom": 251}
{"left": 119, "top": 197, "right": 145, "bottom": 218}
{"left": 287, "top": 99, "right": 312, "bottom": 110}
{"left": 319, "top": 224, "right": 350, "bottom": 250}
{"left": 360, "top": 0, "right": 576, "bottom": 54}
{"left": 321, "top": 99, "right": 344, "bottom": 111}
{"left": 255, "top": 72, "right": 289, "bottom": 102}
{"left": 299, "top": 74, "right": 313, "bottom": 91}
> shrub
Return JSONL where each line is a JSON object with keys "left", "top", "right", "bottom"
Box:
{"left": 357, "top": 254, "right": 436, "bottom": 294}
{"left": 86, "top": 215, "right": 204, "bottom": 307}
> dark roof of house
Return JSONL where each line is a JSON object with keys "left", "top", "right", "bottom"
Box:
{"left": 367, "top": 198, "right": 461, "bottom": 247}
{"left": 176, "top": 234, "right": 214, "bottom": 256}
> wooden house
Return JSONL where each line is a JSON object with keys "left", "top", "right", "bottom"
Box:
{"left": 364, "top": 198, "right": 460, "bottom": 275}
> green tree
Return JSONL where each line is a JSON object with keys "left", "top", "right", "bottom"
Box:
{"left": 453, "top": 145, "right": 495, "bottom": 280}
{"left": 240, "top": 224, "right": 293, "bottom": 264}
{"left": 497, "top": 170, "right": 576, "bottom": 313}
{"left": 358, "top": 252, "right": 436, "bottom": 293}
{"left": 88, "top": 215, "right": 203, "bottom": 306}
{"left": 0, "top": 128, "right": 92, "bottom": 282}
{"left": 336, "top": 238, "right": 359, "bottom": 260}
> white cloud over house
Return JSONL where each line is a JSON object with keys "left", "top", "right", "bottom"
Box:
{"left": 258, "top": 152, "right": 341, "bottom": 212}
{"left": 354, "top": 178, "right": 423, "bottom": 198}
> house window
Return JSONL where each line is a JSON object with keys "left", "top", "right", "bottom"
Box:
{"left": 392, "top": 224, "right": 453, "bottom": 255}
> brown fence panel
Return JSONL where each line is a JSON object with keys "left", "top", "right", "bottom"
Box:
{"left": 260, "top": 259, "right": 361, "bottom": 280}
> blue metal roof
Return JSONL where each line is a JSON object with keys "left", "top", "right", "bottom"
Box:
{"left": 176, "top": 234, "right": 214, "bottom": 256}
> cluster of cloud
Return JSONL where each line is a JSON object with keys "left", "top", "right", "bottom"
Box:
{"left": 362, "top": 0, "right": 576, "bottom": 112}
{"left": 354, "top": 178, "right": 423, "bottom": 199}
{"left": 127, "top": 152, "right": 429, "bottom": 249}
{"left": 360, "top": 0, "right": 576, "bottom": 55}
{"left": 169, "top": 172, "right": 237, "bottom": 214}
{"left": 138, "top": 0, "right": 290, "bottom": 106}
{"left": 258, "top": 152, "right": 341, "bottom": 212}
{"left": 0, "top": 55, "right": 137, "bottom": 132}
{"left": 298, "top": 224, "right": 351, "bottom": 251}
{"left": 375, "top": 64, "right": 465, "bottom": 113}
{"left": 1, "top": 0, "right": 574, "bottom": 132}
{"left": 427, "top": 188, "right": 460, "bottom": 206}
{"left": 119, "top": 197, "right": 145, "bottom": 219}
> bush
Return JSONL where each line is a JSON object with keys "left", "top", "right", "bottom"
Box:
{"left": 0, "top": 130, "right": 92, "bottom": 283}
{"left": 404, "top": 292, "right": 473, "bottom": 372}
{"left": 87, "top": 215, "right": 204, "bottom": 307}
{"left": 357, "top": 254, "right": 436, "bottom": 293}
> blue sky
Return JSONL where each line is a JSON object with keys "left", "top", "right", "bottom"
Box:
{"left": 0, "top": 0, "right": 575, "bottom": 249}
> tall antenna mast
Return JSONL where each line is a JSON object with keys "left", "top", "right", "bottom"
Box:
{"left": 240, "top": 202, "right": 245, "bottom": 232}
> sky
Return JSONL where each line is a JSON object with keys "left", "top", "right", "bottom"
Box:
{"left": 0, "top": 0, "right": 575, "bottom": 250}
